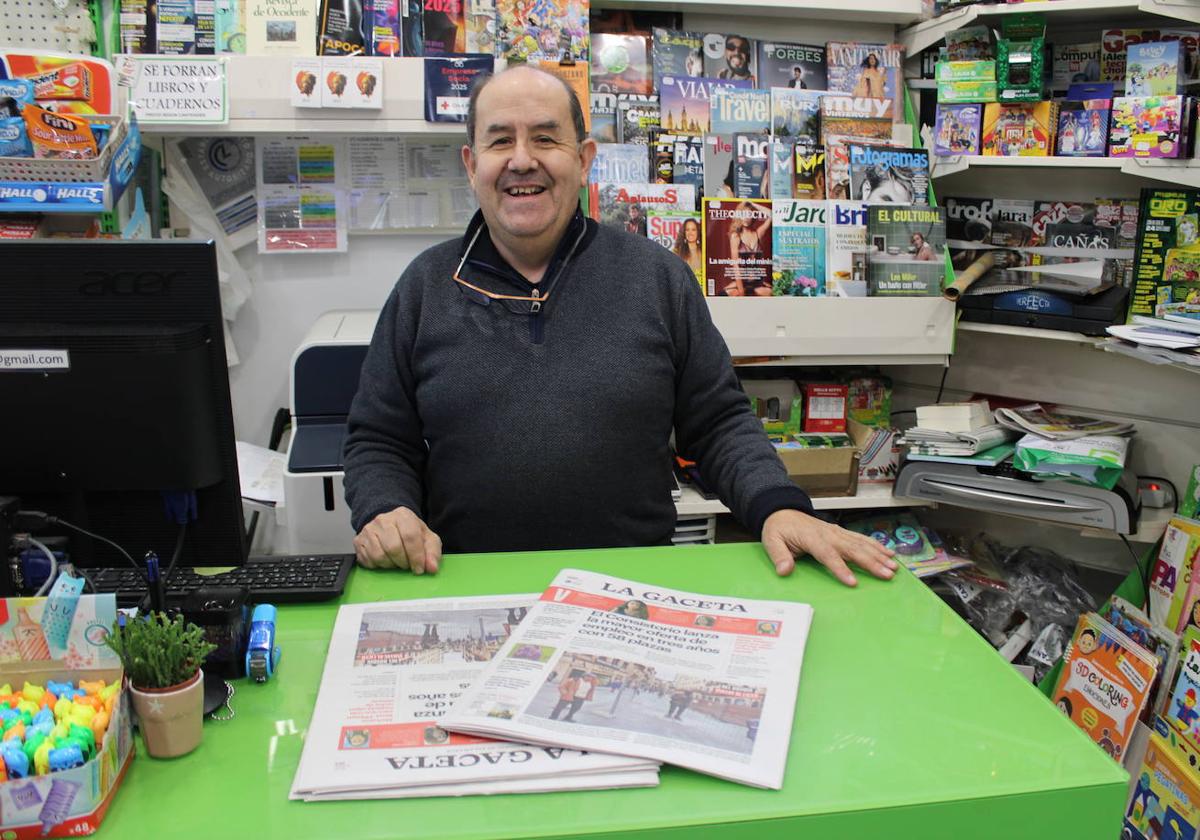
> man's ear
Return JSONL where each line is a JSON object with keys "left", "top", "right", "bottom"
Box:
{"left": 461, "top": 143, "right": 476, "bottom": 187}
{"left": 578, "top": 138, "right": 598, "bottom": 188}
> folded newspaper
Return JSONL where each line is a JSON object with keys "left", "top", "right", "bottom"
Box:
{"left": 290, "top": 595, "right": 659, "bottom": 801}
{"left": 994, "top": 404, "right": 1134, "bottom": 441}
{"left": 441, "top": 570, "right": 813, "bottom": 789}
{"left": 900, "top": 423, "right": 1015, "bottom": 455}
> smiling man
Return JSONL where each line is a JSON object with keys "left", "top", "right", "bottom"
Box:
{"left": 342, "top": 65, "right": 896, "bottom": 586}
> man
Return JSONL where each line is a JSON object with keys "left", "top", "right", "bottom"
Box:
{"left": 624, "top": 202, "right": 647, "bottom": 237}
{"left": 343, "top": 65, "right": 896, "bottom": 586}
{"left": 718, "top": 35, "right": 754, "bottom": 83}
{"left": 787, "top": 66, "right": 806, "bottom": 89}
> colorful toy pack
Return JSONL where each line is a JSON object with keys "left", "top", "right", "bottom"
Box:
{"left": 1126, "top": 41, "right": 1185, "bottom": 97}
{"left": 1109, "top": 95, "right": 1187, "bottom": 158}
{"left": 934, "top": 103, "right": 981, "bottom": 156}
{"left": 981, "top": 101, "right": 1057, "bottom": 156}
{"left": 1055, "top": 100, "right": 1110, "bottom": 156}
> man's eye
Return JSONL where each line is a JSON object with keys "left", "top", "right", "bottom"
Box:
{"left": 535, "top": 136, "right": 556, "bottom": 144}
{"left": 490, "top": 137, "right": 512, "bottom": 148}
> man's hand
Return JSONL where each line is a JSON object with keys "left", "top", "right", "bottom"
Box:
{"left": 761, "top": 509, "right": 897, "bottom": 587}
{"left": 353, "top": 506, "right": 443, "bottom": 574}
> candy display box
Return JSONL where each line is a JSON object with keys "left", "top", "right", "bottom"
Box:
{"left": 0, "top": 594, "right": 132, "bottom": 838}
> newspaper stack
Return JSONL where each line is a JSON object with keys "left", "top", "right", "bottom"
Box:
{"left": 994, "top": 403, "right": 1135, "bottom": 440}
{"left": 442, "top": 570, "right": 813, "bottom": 790}
{"left": 1102, "top": 316, "right": 1200, "bottom": 369}
{"left": 290, "top": 595, "right": 660, "bottom": 801}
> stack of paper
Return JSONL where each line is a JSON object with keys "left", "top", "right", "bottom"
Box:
{"left": 994, "top": 403, "right": 1135, "bottom": 440}
{"left": 901, "top": 423, "right": 1016, "bottom": 462}
{"left": 441, "top": 571, "right": 812, "bottom": 790}
{"left": 290, "top": 595, "right": 661, "bottom": 801}
{"left": 294, "top": 574, "right": 816, "bottom": 797}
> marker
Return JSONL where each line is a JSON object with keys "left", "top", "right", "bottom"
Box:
{"left": 145, "top": 552, "right": 164, "bottom": 612}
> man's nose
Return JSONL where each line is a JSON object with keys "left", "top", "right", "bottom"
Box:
{"left": 508, "top": 137, "right": 539, "bottom": 171}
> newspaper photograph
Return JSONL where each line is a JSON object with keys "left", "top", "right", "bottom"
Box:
{"left": 441, "top": 571, "right": 814, "bottom": 789}
{"left": 290, "top": 595, "right": 658, "bottom": 800}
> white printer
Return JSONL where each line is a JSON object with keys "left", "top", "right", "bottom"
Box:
{"left": 278, "top": 310, "right": 378, "bottom": 554}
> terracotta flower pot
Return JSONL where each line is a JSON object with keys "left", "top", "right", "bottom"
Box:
{"left": 129, "top": 670, "right": 205, "bottom": 758}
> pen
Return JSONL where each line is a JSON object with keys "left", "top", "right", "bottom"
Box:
{"left": 145, "top": 551, "right": 163, "bottom": 613}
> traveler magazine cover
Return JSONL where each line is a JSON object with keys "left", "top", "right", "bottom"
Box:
{"left": 441, "top": 570, "right": 813, "bottom": 789}
{"left": 291, "top": 594, "right": 659, "bottom": 800}
{"left": 703, "top": 197, "right": 773, "bottom": 296}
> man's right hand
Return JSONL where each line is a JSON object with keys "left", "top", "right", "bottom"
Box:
{"left": 352, "top": 507, "right": 442, "bottom": 574}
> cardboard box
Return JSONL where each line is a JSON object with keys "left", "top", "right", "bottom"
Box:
{"left": 935, "top": 60, "right": 996, "bottom": 83}
{"left": 774, "top": 442, "right": 860, "bottom": 497}
{"left": 0, "top": 594, "right": 133, "bottom": 838}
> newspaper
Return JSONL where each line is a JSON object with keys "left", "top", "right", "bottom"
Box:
{"left": 441, "top": 570, "right": 814, "bottom": 789}
{"left": 301, "top": 769, "right": 661, "bottom": 801}
{"left": 994, "top": 403, "right": 1135, "bottom": 440}
{"left": 900, "top": 423, "right": 1015, "bottom": 455}
{"left": 290, "top": 595, "right": 658, "bottom": 800}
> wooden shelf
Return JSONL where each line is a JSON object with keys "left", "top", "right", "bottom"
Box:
{"left": 675, "top": 482, "right": 933, "bottom": 517}
{"left": 900, "top": 0, "right": 1200, "bottom": 56}
{"left": 707, "top": 297, "right": 956, "bottom": 366}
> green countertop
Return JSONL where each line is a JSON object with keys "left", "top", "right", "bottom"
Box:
{"left": 98, "top": 543, "right": 1127, "bottom": 839}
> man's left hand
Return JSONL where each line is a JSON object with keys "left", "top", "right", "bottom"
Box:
{"left": 761, "top": 509, "right": 898, "bottom": 587}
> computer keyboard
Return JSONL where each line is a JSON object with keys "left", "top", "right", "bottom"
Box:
{"left": 89, "top": 553, "right": 355, "bottom": 606}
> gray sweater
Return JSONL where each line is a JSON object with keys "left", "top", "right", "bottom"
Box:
{"left": 343, "top": 209, "right": 813, "bottom": 552}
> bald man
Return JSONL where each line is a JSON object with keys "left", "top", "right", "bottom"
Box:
{"left": 343, "top": 65, "right": 896, "bottom": 586}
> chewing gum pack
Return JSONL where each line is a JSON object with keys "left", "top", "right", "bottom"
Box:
{"left": 20, "top": 103, "right": 98, "bottom": 159}
{"left": 0, "top": 116, "right": 31, "bottom": 156}
{"left": 24, "top": 61, "right": 93, "bottom": 102}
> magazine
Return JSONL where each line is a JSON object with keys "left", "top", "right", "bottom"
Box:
{"left": 1055, "top": 100, "right": 1110, "bottom": 157}
{"left": 647, "top": 208, "right": 702, "bottom": 280}
{"left": 703, "top": 134, "right": 735, "bottom": 198}
{"left": 441, "top": 570, "right": 813, "bottom": 789}
{"left": 651, "top": 28, "right": 704, "bottom": 89}
{"left": 422, "top": 0, "right": 464, "bottom": 54}
{"left": 772, "top": 199, "right": 826, "bottom": 296}
{"left": 732, "top": 133, "right": 769, "bottom": 199}
{"left": 758, "top": 41, "right": 826, "bottom": 91}
{"left": 591, "top": 32, "right": 652, "bottom": 95}
{"left": 495, "top": 0, "right": 587, "bottom": 64}
{"left": 792, "top": 146, "right": 825, "bottom": 200}
{"left": 993, "top": 403, "right": 1135, "bottom": 440}
{"left": 827, "top": 199, "right": 868, "bottom": 297}
{"left": 710, "top": 88, "right": 770, "bottom": 135}
{"left": 820, "top": 94, "right": 894, "bottom": 200}
{"left": 671, "top": 135, "right": 704, "bottom": 203}
{"left": 616, "top": 99, "right": 661, "bottom": 145}
{"left": 769, "top": 138, "right": 795, "bottom": 200}
{"left": 824, "top": 41, "right": 904, "bottom": 122}
{"left": 589, "top": 183, "right": 695, "bottom": 236}
{"left": 590, "top": 143, "right": 649, "bottom": 184}
{"left": 866, "top": 205, "right": 946, "bottom": 296}
{"left": 1051, "top": 42, "right": 1101, "bottom": 89}
{"left": 846, "top": 145, "right": 929, "bottom": 205}
{"left": 290, "top": 595, "right": 658, "bottom": 799}
{"left": 770, "top": 88, "right": 822, "bottom": 145}
{"left": 702, "top": 32, "right": 758, "bottom": 85}
{"left": 660, "top": 75, "right": 753, "bottom": 135}
{"left": 943, "top": 196, "right": 992, "bottom": 271}
{"left": 703, "top": 197, "right": 773, "bottom": 296}
{"left": 1129, "top": 188, "right": 1200, "bottom": 320}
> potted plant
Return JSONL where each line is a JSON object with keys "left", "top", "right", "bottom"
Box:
{"left": 105, "top": 612, "right": 216, "bottom": 759}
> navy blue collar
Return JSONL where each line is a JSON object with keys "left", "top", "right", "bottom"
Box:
{"left": 458, "top": 205, "right": 596, "bottom": 292}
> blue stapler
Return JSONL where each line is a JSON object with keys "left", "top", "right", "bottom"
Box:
{"left": 245, "top": 604, "right": 281, "bottom": 682}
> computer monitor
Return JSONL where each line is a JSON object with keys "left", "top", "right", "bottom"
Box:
{"left": 0, "top": 240, "right": 247, "bottom": 575}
